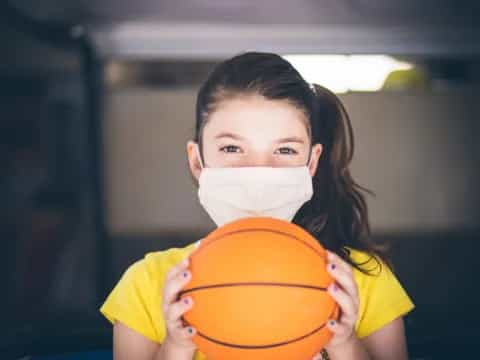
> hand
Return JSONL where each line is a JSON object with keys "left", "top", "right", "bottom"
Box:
{"left": 312, "top": 250, "right": 360, "bottom": 359}
{"left": 161, "top": 257, "right": 197, "bottom": 352}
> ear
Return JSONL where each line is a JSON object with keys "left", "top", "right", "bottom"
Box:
{"left": 308, "top": 143, "right": 323, "bottom": 177}
{"left": 186, "top": 140, "right": 202, "bottom": 182}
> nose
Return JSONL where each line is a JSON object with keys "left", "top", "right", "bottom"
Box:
{"left": 243, "top": 152, "right": 274, "bottom": 167}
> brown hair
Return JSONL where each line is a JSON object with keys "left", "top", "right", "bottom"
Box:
{"left": 194, "top": 51, "right": 390, "bottom": 274}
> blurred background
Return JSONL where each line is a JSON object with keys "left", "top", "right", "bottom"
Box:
{"left": 0, "top": 1, "right": 479, "bottom": 359}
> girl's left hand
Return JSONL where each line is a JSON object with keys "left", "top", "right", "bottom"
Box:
{"left": 312, "top": 250, "right": 360, "bottom": 359}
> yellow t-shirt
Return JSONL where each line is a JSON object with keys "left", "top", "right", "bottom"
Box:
{"left": 100, "top": 241, "right": 414, "bottom": 359}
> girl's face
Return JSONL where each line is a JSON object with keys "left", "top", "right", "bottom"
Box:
{"left": 187, "top": 95, "right": 323, "bottom": 181}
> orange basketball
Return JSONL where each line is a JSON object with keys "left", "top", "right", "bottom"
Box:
{"left": 179, "top": 217, "right": 339, "bottom": 360}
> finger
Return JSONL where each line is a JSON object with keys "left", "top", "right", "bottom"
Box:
{"left": 326, "top": 318, "right": 352, "bottom": 337}
{"left": 326, "top": 252, "right": 358, "bottom": 298}
{"left": 312, "top": 351, "right": 327, "bottom": 360}
{"left": 183, "top": 325, "right": 196, "bottom": 338}
{"left": 326, "top": 261, "right": 358, "bottom": 307}
{"left": 172, "top": 325, "right": 196, "bottom": 339}
{"left": 162, "top": 270, "right": 192, "bottom": 307}
{"left": 328, "top": 270, "right": 359, "bottom": 309}
{"left": 168, "top": 324, "right": 197, "bottom": 342}
{"left": 326, "top": 251, "right": 352, "bottom": 276}
{"left": 171, "top": 319, "right": 183, "bottom": 330}
{"left": 165, "top": 297, "right": 194, "bottom": 323}
{"left": 165, "top": 319, "right": 184, "bottom": 334}
{"left": 165, "top": 257, "right": 190, "bottom": 282}
{"left": 327, "top": 283, "right": 357, "bottom": 323}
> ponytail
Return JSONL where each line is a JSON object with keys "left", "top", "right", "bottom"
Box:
{"left": 293, "top": 84, "right": 391, "bottom": 274}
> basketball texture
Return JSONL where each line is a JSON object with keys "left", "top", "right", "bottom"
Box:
{"left": 179, "top": 217, "right": 339, "bottom": 360}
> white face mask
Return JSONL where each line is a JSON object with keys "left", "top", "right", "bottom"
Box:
{"left": 195, "top": 145, "right": 314, "bottom": 227}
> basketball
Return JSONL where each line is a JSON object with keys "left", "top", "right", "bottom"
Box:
{"left": 179, "top": 217, "right": 340, "bottom": 360}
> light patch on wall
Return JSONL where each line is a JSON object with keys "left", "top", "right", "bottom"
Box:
{"left": 283, "top": 54, "right": 413, "bottom": 93}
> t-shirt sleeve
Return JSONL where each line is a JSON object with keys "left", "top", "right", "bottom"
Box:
{"left": 100, "top": 259, "right": 163, "bottom": 343}
{"left": 355, "top": 259, "right": 415, "bottom": 339}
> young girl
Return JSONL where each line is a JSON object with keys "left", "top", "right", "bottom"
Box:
{"left": 100, "top": 52, "right": 414, "bottom": 360}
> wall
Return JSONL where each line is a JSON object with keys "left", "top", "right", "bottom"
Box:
{"left": 103, "top": 88, "right": 480, "bottom": 235}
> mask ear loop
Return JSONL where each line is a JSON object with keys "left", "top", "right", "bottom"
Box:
{"left": 307, "top": 83, "right": 318, "bottom": 171}
{"left": 306, "top": 147, "right": 313, "bottom": 168}
{"left": 306, "top": 122, "right": 314, "bottom": 169}
{"left": 195, "top": 143, "right": 205, "bottom": 169}
{"left": 305, "top": 148, "right": 316, "bottom": 175}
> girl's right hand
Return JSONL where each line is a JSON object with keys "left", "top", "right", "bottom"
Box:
{"left": 161, "top": 257, "right": 197, "bottom": 352}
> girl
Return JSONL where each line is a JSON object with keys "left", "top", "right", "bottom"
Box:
{"left": 100, "top": 52, "right": 415, "bottom": 360}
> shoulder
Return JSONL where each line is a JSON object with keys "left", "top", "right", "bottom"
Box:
{"left": 344, "top": 247, "right": 415, "bottom": 338}
{"left": 132, "top": 241, "right": 200, "bottom": 284}
{"left": 99, "top": 240, "right": 201, "bottom": 342}
{"left": 103, "top": 240, "right": 201, "bottom": 309}
{"left": 345, "top": 246, "right": 401, "bottom": 295}
{"left": 345, "top": 247, "right": 384, "bottom": 278}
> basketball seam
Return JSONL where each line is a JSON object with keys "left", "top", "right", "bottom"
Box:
{"left": 182, "top": 303, "right": 338, "bottom": 349}
{"left": 179, "top": 282, "right": 329, "bottom": 297}
{"left": 192, "top": 228, "right": 324, "bottom": 259}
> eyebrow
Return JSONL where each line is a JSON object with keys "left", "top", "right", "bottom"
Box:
{"left": 275, "top": 137, "right": 305, "bottom": 144}
{"left": 214, "top": 132, "right": 246, "bottom": 141}
{"left": 214, "top": 132, "right": 305, "bottom": 144}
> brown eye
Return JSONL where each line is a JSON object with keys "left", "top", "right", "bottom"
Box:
{"left": 275, "top": 147, "right": 298, "bottom": 155}
{"left": 220, "top": 145, "right": 241, "bottom": 153}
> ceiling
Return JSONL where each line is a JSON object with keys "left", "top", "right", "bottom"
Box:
{"left": 9, "top": 0, "right": 479, "bottom": 26}
{"left": 4, "top": 0, "right": 480, "bottom": 58}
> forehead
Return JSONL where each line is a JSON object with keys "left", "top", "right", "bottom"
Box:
{"left": 204, "top": 95, "right": 310, "bottom": 139}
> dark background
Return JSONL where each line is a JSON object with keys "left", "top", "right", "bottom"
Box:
{"left": 1, "top": 1, "right": 479, "bottom": 359}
